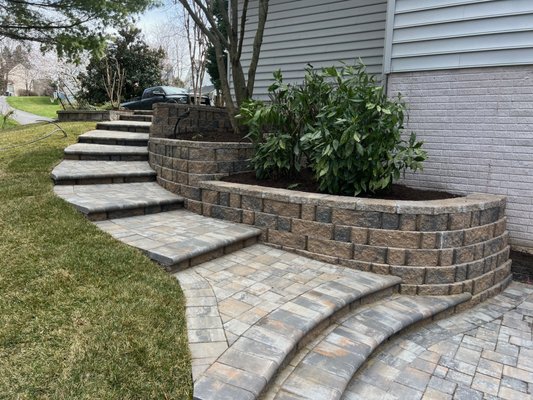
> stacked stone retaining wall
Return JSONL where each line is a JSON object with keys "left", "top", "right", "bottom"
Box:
{"left": 190, "top": 181, "right": 511, "bottom": 306}
{"left": 56, "top": 110, "right": 131, "bottom": 122}
{"left": 151, "top": 104, "right": 233, "bottom": 138}
{"left": 148, "top": 110, "right": 512, "bottom": 305}
{"left": 148, "top": 138, "right": 254, "bottom": 200}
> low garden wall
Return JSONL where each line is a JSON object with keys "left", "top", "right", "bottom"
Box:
{"left": 151, "top": 104, "right": 233, "bottom": 138}
{"left": 192, "top": 181, "right": 511, "bottom": 306}
{"left": 56, "top": 110, "right": 131, "bottom": 122}
{"left": 149, "top": 138, "right": 254, "bottom": 200}
{"left": 148, "top": 111, "right": 512, "bottom": 307}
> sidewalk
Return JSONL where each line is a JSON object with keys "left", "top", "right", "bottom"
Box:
{"left": 0, "top": 96, "right": 53, "bottom": 125}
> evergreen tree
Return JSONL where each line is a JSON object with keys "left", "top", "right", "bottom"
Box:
{"left": 0, "top": 0, "right": 154, "bottom": 60}
{"left": 78, "top": 27, "right": 164, "bottom": 105}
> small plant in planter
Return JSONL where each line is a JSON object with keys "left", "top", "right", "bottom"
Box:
{"left": 238, "top": 63, "right": 427, "bottom": 196}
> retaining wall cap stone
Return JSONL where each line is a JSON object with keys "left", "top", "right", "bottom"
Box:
{"left": 198, "top": 181, "right": 506, "bottom": 214}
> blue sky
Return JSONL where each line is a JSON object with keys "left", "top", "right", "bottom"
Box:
{"left": 137, "top": 1, "right": 175, "bottom": 31}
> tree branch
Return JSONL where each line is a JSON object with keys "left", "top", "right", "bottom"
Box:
{"left": 237, "top": 0, "right": 248, "bottom": 60}
{"left": 246, "top": 0, "right": 268, "bottom": 97}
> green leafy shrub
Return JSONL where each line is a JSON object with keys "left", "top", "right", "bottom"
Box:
{"left": 238, "top": 69, "right": 330, "bottom": 179}
{"left": 239, "top": 63, "right": 427, "bottom": 195}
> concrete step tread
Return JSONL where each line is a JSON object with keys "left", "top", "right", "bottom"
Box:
{"left": 96, "top": 120, "right": 151, "bottom": 134}
{"left": 79, "top": 130, "right": 149, "bottom": 141}
{"left": 64, "top": 143, "right": 148, "bottom": 155}
{"left": 54, "top": 182, "right": 183, "bottom": 215}
{"left": 175, "top": 245, "right": 402, "bottom": 400}
{"left": 95, "top": 210, "right": 262, "bottom": 267}
{"left": 51, "top": 160, "right": 155, "bottom": 181}
{"left": 268, "top": 293, "right": 471, "bottom": 400}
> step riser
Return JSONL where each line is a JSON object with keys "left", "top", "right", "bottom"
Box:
{"left": 258, "top": 284, "right": 400, "bottom": 399}
{"left": 268, "top": 293, "right": 470, "bottom": 400}
{"left": 64, "top": 154, "right": 148, "bottom": 161}
{"left": 161, "top": 236, "right": 260, "bottom": 274}
{"left": 54, "top": 175, "right": 156, "bottom": 185}
{"left": 119, "top": 115, "right": 153, "bottom": 122}
{"left": 192, "top": 275, "right": 402, "bottom": 400}
{"left": 96, "top": 123, "right": 150, "bottom": 133}
{"left": 78, "top": 137, "right": 148, "bottom": 147}
{"left": 88, "top": 202, "right": 183, "bottom": 221}
{"left": 297, "top": 284, "right": 399, "bottom": 355}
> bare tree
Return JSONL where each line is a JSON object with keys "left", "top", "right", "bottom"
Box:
{"left": 183, "top": 2, "right": 208, "bottom": 104}
{"left": 145, "top": 14, "right": 190, "bottom": 87}
{"left": 176, "top": 0, "right": 269, "bottom": 133}
{"left": 103, "top": 57, "right": 126, "bottom": 109}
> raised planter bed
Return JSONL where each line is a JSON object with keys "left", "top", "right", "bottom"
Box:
{"left": 149, "top": 137, "right": 254, "bottom": 200}
{"left": 191, "top": 181, "right": 511, "bottom": 307}
{"left": 148, "top": 104, "right": 512, "bottom": 307}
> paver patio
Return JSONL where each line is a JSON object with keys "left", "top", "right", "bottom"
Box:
{"left": 51, "top": 112, "right": 533, "bottom": 400}
{"left": 343, "top": 282, "right": 533, "bottom": 400}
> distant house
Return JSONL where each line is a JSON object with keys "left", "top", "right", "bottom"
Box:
{"left": 6, "top": 63, "right": 52, "bottom": 96}
{"left": 239, "top": 0, "right": 533, "bottom": 254}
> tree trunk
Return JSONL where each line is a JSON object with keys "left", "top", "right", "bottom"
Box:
{"left": 178, "top": 0, "right": 270, "bottom": 135}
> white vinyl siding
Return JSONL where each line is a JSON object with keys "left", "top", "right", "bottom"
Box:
{"left": 239, "top": 0, "right": 388, "bottom": 100}
{"left": 388, "top": 0, "right": 533, "bottom": 72}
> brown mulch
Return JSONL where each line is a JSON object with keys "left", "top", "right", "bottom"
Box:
{"left": 222, "top": 170, "right": 458, "bottom": 201}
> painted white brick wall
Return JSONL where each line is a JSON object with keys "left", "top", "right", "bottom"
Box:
{"left": 387, "top": 66, "right": 533, "bottom": 250}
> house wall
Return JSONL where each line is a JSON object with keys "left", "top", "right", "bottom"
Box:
{"left": 239, "top": 0, "right": 388, "bottom": 99}
{"left": 388, "top": 67, "right": 533, "bottom": 252}
{"left": 385, "top": 1, "right": 533, "bottom": 252}
{"left": 7, "top": 64, "right": 50, "bottom": 96}
{"left": 8, "top": 64, "right": 31, "bottom": 96}
{"left": 386, "top": 0, "right": 533, "bottom": 73}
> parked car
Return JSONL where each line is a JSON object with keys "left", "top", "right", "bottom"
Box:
{"left": 120, "top": 86, "right": 210, "bottom": 110}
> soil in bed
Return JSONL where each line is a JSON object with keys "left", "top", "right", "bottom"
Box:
{"left": 222, "top": 170, "right": 458, "bottom": 201}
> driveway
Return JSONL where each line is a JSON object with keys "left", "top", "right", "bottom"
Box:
{"left": 0, "top": 96, "right": 53, "bottom": 125}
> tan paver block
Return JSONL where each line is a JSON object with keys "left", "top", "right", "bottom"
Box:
{"left": 189, "top": 342, "right": 228, "bottom": 359}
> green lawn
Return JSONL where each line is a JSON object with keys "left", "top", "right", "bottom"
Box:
{"left": 0, "top": 123, "right": 192, "bottom": 399}
{"left": 6, "top": 96, "right": 62, "bottom": 119}
{"left": 0, "top": 117, "right": 19, "bottom": 130}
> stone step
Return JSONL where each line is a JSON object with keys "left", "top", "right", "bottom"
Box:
{"left": 78, "top": 130, "right": 149, "bottom": 146}
{"left": 119, "top": 114, "right": 153, "bottom": 122}
{"left": 95, "top": 210, "right": 262, "bottom": 271}
{"left": 54, "top": 182, "right": 184, "bottom": 221}
{"left": 133, "top": 110, "right": 154, "bottom": 116}
{"left": 51, "top": 160, "right": 156, "bottom": 185}
{"left": 64, "top": 143, "right": 148, "bottom": 161}
{"left": 174, "top": 246, "right": 403, "bottom": 400}
{"left": 266, "top": 293, "right": 471, "bottom": 400}
{"left": 96, "top": 120, "right": 151, "bottom": 133}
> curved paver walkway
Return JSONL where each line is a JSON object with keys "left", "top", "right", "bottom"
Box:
{"left": 175, "top": 244, "right": 404, "bottom": 399}
{"left": 343, "top": 282, "right": 533, "bottom": 400}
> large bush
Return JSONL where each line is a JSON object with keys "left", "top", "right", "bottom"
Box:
{"left": 78, "top": 26, "right": 164, "bottom": 105}
{"left": 239, "top": 69, "right": 329, "bottom": 179}
{"left": 239, "top": 63, "right": 427, "bottom": 196}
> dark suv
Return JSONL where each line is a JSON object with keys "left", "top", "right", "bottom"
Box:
{"left": 121, "top": 86, "right": 210, "bottom": 110}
